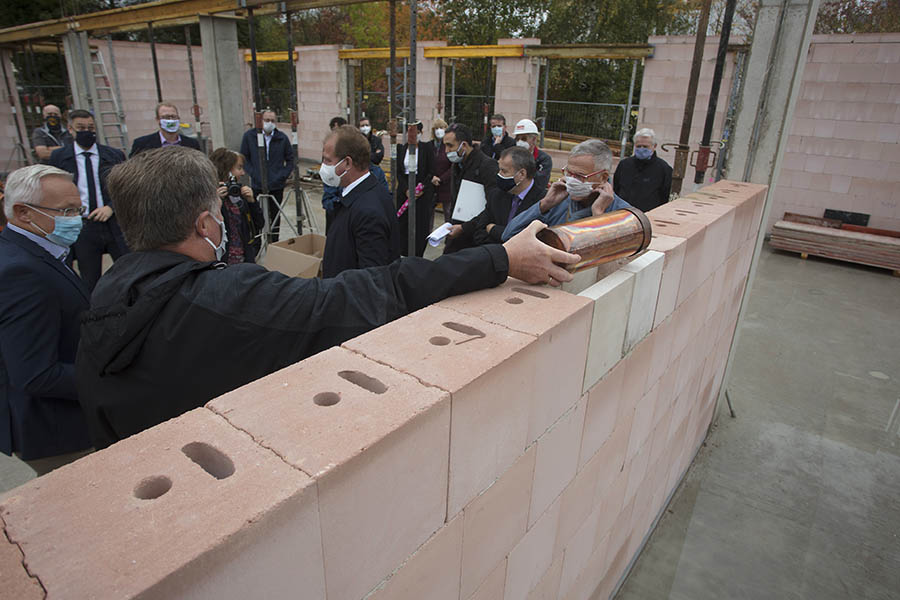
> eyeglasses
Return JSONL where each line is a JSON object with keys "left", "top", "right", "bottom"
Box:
{"left": 562, "top": 165, "right": 606, "bottom": 182}
{"left": 26, "top": 203, "right": 86, "bottom": 218}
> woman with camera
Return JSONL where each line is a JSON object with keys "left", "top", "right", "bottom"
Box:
{"left": 209, "top": 148, "right": 265, "bottom": 264}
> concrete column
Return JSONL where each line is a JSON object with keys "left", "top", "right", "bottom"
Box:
{"left": 718, "top": 0, "right": 821, "bottom": 416}
{"left": 493, "top": 38, "right": 541, "bottom": 131}
{"left": 414, "top": 41, "right": 447, "bottom": 134}
{"left": 62, "top": 32, "right": 106, "bottom": 143}
{"left": 296, "top": 45, "right": 343, "bottom": 161}
{"left": 199, "top": 15, "right": 245, "bottom": 150}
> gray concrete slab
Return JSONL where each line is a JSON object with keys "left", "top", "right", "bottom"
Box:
{"left": 612, "top": 245, "right": 900, "bottom": 600}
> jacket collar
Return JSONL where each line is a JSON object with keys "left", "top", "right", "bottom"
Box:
{"left": 338, "top": 172, "right": 377, "bottom": 208}
{"left": 1, "top": 227, "right": 90, "bottom": 302}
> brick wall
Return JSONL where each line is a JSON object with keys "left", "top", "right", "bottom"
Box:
{"left": 493, "top": 38, "right": 541, "bottom": 133}
{"left": 0, "top": 179, "right": 767, "bottom": 600}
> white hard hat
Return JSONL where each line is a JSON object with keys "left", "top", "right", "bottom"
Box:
{"left": 514, "top": 119, "right": 539, "bottom": 135}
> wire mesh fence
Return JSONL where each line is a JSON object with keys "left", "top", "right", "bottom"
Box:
{"left": 444, "top": 93, "right": 495, "bottom": 140}
{"left": 538, "top": 100, "right": 628, "bottom": 143}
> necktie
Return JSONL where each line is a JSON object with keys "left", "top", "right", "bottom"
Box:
{"left": 82, "top": 152, "right": 98, "bottom": 213}
{"left": 507, "top": 196, "right": 521, "bottom": 225}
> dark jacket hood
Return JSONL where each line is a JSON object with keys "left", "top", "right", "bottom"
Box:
{"left": 80, "top": 251, "right": 219, "bottom": 377}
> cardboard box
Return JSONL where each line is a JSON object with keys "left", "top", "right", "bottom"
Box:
{"left": 263, "top": 234, "right": 326, "bottom": 278}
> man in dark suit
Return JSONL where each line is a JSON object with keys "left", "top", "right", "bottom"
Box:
{"left": 0, "top": 165, "right": 93, "bottom": 475}
{"left": 240, "top": 109, "right": 296, "bottom": 242}
{"left": 320, "top": 125, "right": 400, "bottom": 278}
{"left": 49, "top": 109, "right": 129, "bottom": 292}
{"left": 395, "top": 121, "right": 436, "bottom": 257}
{"left": 468, "top": 146, "right": 543, "bottom": 246}
{"left": 128, "top": 102, "right": 202, "bottom": 157}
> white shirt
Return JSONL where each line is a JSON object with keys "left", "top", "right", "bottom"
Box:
{"left": 341, "top": 172, "right": 370, "bottom": 197}
{"left": 264, "top": 132, "right": 273, "bottom": 159}
{"left": 7, "top": 224, "right": 69, "bottom": 261}
{"left": 403, "top": 148, "right": 412, "bottom": 175}
{"left": 75, "top": 143, "right": 105, "bottom": 210}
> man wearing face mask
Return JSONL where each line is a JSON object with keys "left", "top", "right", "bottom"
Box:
{"left": 467, "top": 146, "right": 543, "bottom": 246}
{"left": 358, "top": 117, "right": 384, "bottom": 166}
{"left": 31, "top": 105, "right": 73, "bottom": 163}
{"left": 480, "top": 114, "right": 515, "bottom": 160}
{"left": 129, "top": 102, "right": 202, "bottom": 157}
{"left": 613, "top": 128, "right": 673, "bottom": 212}
{"left": 513, "top": 119, "right": 553, "bottom": 192}
{"left": 240, "top": 109, "right": 295, "bottom": 242}
{"left": 443, "top": 123, "right": 499, "bottom": 254}
{"left": 48, "top": 109, "right": 129, "bottom": 292}
{"left": 74, "top": 145, "right": 580, "bottom": 448}
{"left": 501, "top": 139, "right": 632, "bottom": 242}
{"left": 320, "top": 125, "right": 400, "bottom": 277}
{"left": 0, "top": 165, "right": 93, "bottom": 475}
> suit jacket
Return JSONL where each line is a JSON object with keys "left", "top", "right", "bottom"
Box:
{"left": 0, "top": 228, "right": 92, "bottom": 459}
{"left": 471, "top": 179, "right": 545, "bottom": 246}
{"left": 323, "top": 174, "right": 401, "bottom": 278}
{"left": 239, "top": 128, "right": 295, "bottom": 192}
{"left": 129, "top": 132, "right": 202, "bottom": 158}
{"left": 49, "top": 142, "right": 126, "bottom": 210}
{"left": 480, "top": 132, "right": 516, "bottom": 160}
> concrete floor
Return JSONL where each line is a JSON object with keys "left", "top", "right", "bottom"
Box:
{"left": 612, "top": 245, "right": 900, "bottom": 600}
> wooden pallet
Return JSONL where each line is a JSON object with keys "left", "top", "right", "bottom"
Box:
{"left": 770, "top": 220, "right": 900, "bottom": 276}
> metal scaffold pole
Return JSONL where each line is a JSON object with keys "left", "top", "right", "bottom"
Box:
{"left": 389, "top": 0, "right": 397, "bottom": 197}
{"left": 407, "top": 0, "right": 417, "bottom": 258}
{"left": 284, "top": 3, "right": 305, "bottom": 235}
{"left": 184, "top": 25, "right": 203, "bottom": 153}
{"left": 147, "top": 21, "right": 162, "bottom": 102}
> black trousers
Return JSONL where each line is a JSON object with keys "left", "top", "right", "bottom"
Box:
{"left": 67, "top": 217, "right": 129, "bottom": 292}
{"left": 255, "top": 188, "right": 285, "bottom": 241}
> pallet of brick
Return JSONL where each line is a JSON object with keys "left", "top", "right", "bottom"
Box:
{"left": 770, "top": 220, "right": 900, "bottom": 274}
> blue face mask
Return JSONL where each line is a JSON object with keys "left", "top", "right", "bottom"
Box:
{"left": 491, "top": 126, "right": 504, "bottom": 137}
{"left": 29, "top": 207, "right": 83, "bottom": 247}
{"left": 634, "top": 147, "right": 653, "bottom": 160}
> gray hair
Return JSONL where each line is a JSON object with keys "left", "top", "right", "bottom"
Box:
{"left": 500, "top": 146, "right": 536, "bottom": 178}
{"left": 633, "top": 127, "right": 657, "bottom": 145}
{"left": 3, "top": 164, "right": 73, "bottom": 220}
{"left": 108, "top": 146, "right": 219, "bottom": 251}
{"left": 569, "top": 139, "right": 613, "bottom": 173}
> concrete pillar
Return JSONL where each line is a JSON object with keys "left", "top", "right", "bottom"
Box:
{"left": 414, "top": 41, "right": 447, "bottom": 135}
{"left": 62, "top": 31, "right": 106, "bottom": 143}
{"left": 493, "top": 38, "right": 541, "bottom": 132}
{"left": 199, "top": 15, "right": 245, "bottom": 150}
{"left": 296, "top": 45, "right": 343, "bottom": 161}
{"left": 717, "top": 0, "right": 821, "bottom": 416}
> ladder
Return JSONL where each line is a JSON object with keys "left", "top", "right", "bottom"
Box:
{"left": 90, "top": 44, "right": 129, "bottom": 152}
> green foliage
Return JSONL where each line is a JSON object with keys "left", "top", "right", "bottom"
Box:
{"left": 815, "top": 0, "right": 900, "bottom": 33}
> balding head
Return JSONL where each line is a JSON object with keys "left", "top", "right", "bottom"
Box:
{"left": 42, "top": 105, "right": 61, "bottom": 119}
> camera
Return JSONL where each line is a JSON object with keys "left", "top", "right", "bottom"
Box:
{"left": 227, "top": 175, "right": 242, "bottom": 198}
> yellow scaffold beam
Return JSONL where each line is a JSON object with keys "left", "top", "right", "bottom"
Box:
{"left": 424, "top": 45, "right": 523, "bottom": 58}
{"left": 525, "top": 44, "right": 654, "bottom": 59}
{"left": 243, "top": 50, "right": 300, "bottom": 62}
{"left": 338, "top": 47, "right": 411, "bottom": 60}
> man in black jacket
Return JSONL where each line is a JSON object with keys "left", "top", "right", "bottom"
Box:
{"left": 359, "top": 116, "right": 385, "bottom": 165}
{"left": 480, "top": 114, "right": 515, "bottom": 160}
{"left": 321, "top": 126, "right": 400, "bottom": 277}
{"left": 613, "top": 127, "right": 672, "bottom": 212}
{"left": 75, "top": 146, "right": 578, "bottom": 448}
{"left": 129, "top": 102, "right": 202, "bottom": 157}
{"left": 49, "top": 109, "right": 129, "bottom": 292}
{"left": 239, "top": 110, "right": 295, "bottom": 241}
{"left": 468, "top": 146, "right": 544, "bottom": 246}
{"left": 444, "top": 123, "right": 499, "bottom": 254}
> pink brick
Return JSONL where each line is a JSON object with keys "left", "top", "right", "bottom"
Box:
{"left": 554, "top": 447, "right": 604, "bottom": 556}
{"left": 526, "top": 555, "right": 564, "bottom": 600}
{"left": 343, "top": 305, "right": 536, "bottom": 516}
{"left": 561, "top": 541, "right": 609, "bottom": 600}
{"left": 0, "top": 409, "right": 325, "bottom": 599}
{"left": 627, "top": 382, "right": 660, "bottom": 462}
{"left": 529, "top": 398, "right": 587, "bottom": 527}
{"left": 367, "top": 516, "right": 463, "bottom": 600}
{"left": 467, "top": 559, "right": 508, "bottom": 600}
{"left": 460, "top": 445, "right": 536, "bottom": 599}
{"left": 504, "top": 497, "right": 561, "bottom": 600}
{"left": 620, "top": 336, "right": 653, "bottom": 420}
{"left": 0, "top": 534, "right": 43, "bottom": 600}
{"left": 558, "top": 507, "right": 601, "bottom": 599}
{"left": 594, "top": 460, "right": 630, "bottom": 543}
{"left": 439, "top": 279, "right": 593, "bottom": 443}
{"left": 208, "top": 347, "right": 448, "bottom": 600}
{"left": 579, "top": 361, "right": 626, "bottom": 468}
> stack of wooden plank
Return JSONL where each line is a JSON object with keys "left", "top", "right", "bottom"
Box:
{"left": 770, "top": 218, "right": 900, "bottom": 275}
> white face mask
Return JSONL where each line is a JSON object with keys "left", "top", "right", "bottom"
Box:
{"left": 434, "top": 128, "right": 445, "bottom": 139}
{"left": 160, "top": 119, "right": 180, "bottom": 133}
{"left": 491, "top": 126, "right": 504, "bottom": 137}
{"left": 204, "top": 214, "right": 228, "bottom": 261}
{"left": 263, "top": 121, "right": 276, "bottom": 134}
{"left": 446, "top": 146, "right": 465, "bottom": 163}
{"left": 319, "top": 157, "right": 347, "bottom": 187}
{"left": 564, "top": 176, "right": 598, "bottom": 200}
{"left": 516, "top": 140, "right": 530, "bottom": 150}
{"left": 360, "top": 125, "right": 371, "bottom": 135}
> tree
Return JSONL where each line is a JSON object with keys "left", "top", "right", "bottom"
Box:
{"left": 816, "top": 0, "right": 900, "bottom": 33}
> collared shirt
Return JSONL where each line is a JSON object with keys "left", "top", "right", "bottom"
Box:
{"left": 7, "top": 223, "right": 68, "bottom": 261}
{"left": 159, "top": 131, "right": 182, "bottom": 147}
{"left": 340, "top": 172, "right": 371, "bottom": 199}
{"left": 508, "top": 179, "right": 535, "bottom": 225}
{"left": 264, "top": 132, "right": 274, "bottom": 159}
{"left": 75, "top": 143, "right": 105, "bottom": 210}
{"left": 516, "top": 179, "right": 535, "bottom": 201}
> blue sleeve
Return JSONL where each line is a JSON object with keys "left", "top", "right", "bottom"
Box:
{"left": 608, "top": 193, "right": 632, "bottom": 212}
{"left": 501, "top": 199, "right": 571, "bottom": 242}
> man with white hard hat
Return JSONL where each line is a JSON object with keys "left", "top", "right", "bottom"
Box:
{"left": 513, "top": 119, "right": 553, "bottom": 192}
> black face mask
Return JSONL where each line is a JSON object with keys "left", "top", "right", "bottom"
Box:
{"left": 75, "top": 130, "right": 96, "bottom": 149}
{"left": 496, "top": 172, "right": 517, "bottom": 192}
{"left": 45, "top": 116, "right": 61, "bottom": 132}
